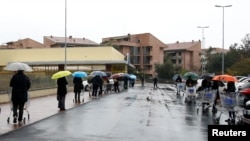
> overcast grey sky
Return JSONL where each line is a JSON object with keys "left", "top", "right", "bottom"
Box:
{"left": 0, "top": 0, "right": 249, "bottom": 49}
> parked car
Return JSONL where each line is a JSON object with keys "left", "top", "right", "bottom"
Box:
{"left": 237, "top": 81, "right": 250, "bottom": 107}
{"left": 236, "top": 77, "right": 250, "bottom": 92}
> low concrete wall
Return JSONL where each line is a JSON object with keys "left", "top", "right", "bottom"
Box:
{"left": 0, "top": 87, "right": 73, "bottom": 104}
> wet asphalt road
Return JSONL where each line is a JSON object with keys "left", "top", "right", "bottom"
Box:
{"left": 0, "top": 83, "right": 230, "bottom": 141}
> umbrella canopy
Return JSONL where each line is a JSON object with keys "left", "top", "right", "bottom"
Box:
{"left": 72, "top": 71, "right": 88, "bottom": 78}
{"left": 212, "top": 74, "right": 238, "bottom": 82}
{"left": 183, "top": 72, "right": 199, "bottom": 80}
{"left": 51, "top": 70, "right": 72, "bottom": 80}
{"left": 129, "top": 74, "right": 137, "bottom": 80}
{"left": 119, "top": 73, "right": 130, "bottom": 78}
{"left": 199, "top": 73, "right": 214, "bottom": 80}
{"left": 90, "top": 70, "right": 107, "bottom": 77}
{"left": 110, "top": 73, "right": 123, "bottom": 79}
{"left": 105, "top": 71, "right": 112, "bottom": 77}
{"left": 4, "top": 62, "right": 33, "bottom": 72}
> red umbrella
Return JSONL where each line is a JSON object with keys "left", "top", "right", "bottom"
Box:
{"left": 110, "top": 73, "right": 123, "bottom": 79}
{"left": 212, "top": 74, "right": 238, "bottom": 82}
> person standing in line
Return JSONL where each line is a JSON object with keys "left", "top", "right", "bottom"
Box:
{"left": 73, "top": 77, "right": 83, "bottom": 103}
{"left": 91, "top": 75, "right": 102, "bottom": 97}
{"left": 123, "top": 76, "right": 129, "bottom": 89}
{"left": 10, "top": 70, "right": 31, "bottom": 124}
{"left": 57, "top": 77, "right": 68, "bottom": 111}
{"left": 130, "top": 78, "right": 135, "bottom": 87}
{"left": 175, "top": 75, "right": 183, "bottom": 95}
{"left": 114, "top": 78, "right": 120, "bottom": 93}
{"left": 185, "top": 76, "right": 195, "bottom": 87}
{"left": 175, "top": 75, "right": 182, "bottom": 83}
{"left": 153, "top": 76, "right": 158, "bottom": 89}
{"left": 211, "top": 80, "right": 224, "bottom": 112}
{"left": 223, "top": 81, "right": 236, "bottom": 123}
{"left": 141, "top": 74, "right": 144, "bottom": 86}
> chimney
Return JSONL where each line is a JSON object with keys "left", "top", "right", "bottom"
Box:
{"left": 176, "top": 41, "right": 179, "bottom": 44}
{"left": 69, "top": 36, "right": 72, "bottom": 39}
{"left": 50, "top": 35, "right": 53, "bottom": 38}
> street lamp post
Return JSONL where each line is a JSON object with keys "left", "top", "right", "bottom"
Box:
{"left": 197, "top": 26, "right": 209, "bottom": 74}
{"left": 64, "top": 0, "right": 67, "bottom": 70}
{"left": 215, "top": 5, "right": 232, "bottom": 74}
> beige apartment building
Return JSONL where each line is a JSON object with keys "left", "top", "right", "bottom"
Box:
{"left": 0, "top": 33, "right": 203, "bottom": 76}
{"left": 101, "top": 33, "right": 167, "bottom": 77}
{"left": 164, "top": 40, "right": 201, "bottom": 73}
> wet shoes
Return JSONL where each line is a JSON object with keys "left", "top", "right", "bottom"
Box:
{"left": 13, "top": 117, "right": 17, "bottom": 123}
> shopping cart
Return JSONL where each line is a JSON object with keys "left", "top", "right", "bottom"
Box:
{"left": 184, "top": 86, "right": 197, "bottom": 104}
{"left": 214, "top": 92, "right": 238, "bottom": 124}
{"left": 7, "top": 90, "right": 30, "bottom": 124}
{"left": 236, "top": 90, "right": 250, "bottom": 125}
{"left": 176, "top": 83, "right": 185, "bottom": 96}
{"left": 197, "top": 89, "right": 217, "bottom": 113}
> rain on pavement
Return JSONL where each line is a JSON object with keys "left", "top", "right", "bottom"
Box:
{"left": 0, "top": 83, "right": 230, "bottom": 141}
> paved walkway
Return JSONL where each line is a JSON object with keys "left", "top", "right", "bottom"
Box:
{"left": 0, "top": 89, "right": 95, "bottom": 135}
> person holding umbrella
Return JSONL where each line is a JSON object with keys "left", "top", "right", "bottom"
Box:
{"left": 51, "top": 70, "right": 71, "bottom": 111}
{"left": 10, "top": 70, "right": 31, "bottom": 124}
{"left": 73, "top": 77, "right": 83, "bottom": 103}
{"left": 186, "top": 76, "right": 195, "bottom": 87}
{"left": 57, "top": 77, "right": 68, "bottom": 111}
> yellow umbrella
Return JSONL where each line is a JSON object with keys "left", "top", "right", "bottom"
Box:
{"left": 51, "top": 70, "right": 72, "bottom": 80}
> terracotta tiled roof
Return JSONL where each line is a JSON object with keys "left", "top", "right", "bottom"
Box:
{"left": 44, "top": 36, "right": 99, "bottom": 45}
{"left": 165, "top": 40, "right": 200, "bottom": 51}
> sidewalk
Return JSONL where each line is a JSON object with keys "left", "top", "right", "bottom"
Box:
{"left": 0, "top": 90, "right": 93, "bottom": 135}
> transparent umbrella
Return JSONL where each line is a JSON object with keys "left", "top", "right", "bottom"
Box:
{"left": 4, "top": 62, "right": 33, "bottom": 72}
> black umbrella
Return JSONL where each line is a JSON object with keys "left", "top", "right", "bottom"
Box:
{"left": 200, "top": 73, "right": 214, "bottom": 80}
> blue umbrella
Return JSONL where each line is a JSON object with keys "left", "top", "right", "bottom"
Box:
{"left": 129, "top": 74, "right": 137, "bottom": 80}
{"left": 72, "top": 71, "right": 88, "bottom": 78}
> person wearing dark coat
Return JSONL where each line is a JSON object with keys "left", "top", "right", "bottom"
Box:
{"left": 175, "top": 75, "right": 182, "bottom": 83}
{"left": 123, "top": 76, "right": 129, "bottom": 89}
{"left": 10, "top": 70, "right": 31, "bottom": 123}
{"left": 201, "top": 79, "right": 212, "bottom": 91}
{"left": 129, "top": 78, "right": 135, "bottom": 87}
{"left": 153, "top": 77, "right": 158, "bottom": 89}
{"left": 73, "top": 77, "right": 83, "bottom": 103}
{"left": 114, "top": 78, "right": 120, "bottom": 93}
{"left": 185, "top": 76, "right": 195, "bottom": 87}
{"left": 91, "top": 75, "right": 102, "bottom": 97}
{"left": 211, "top": 80, "right": 225, "bottom": 112}
{"left": 57, "top": 77, "right": 68, "bottom": 111}
{"left": 223, "top": 81, "right": 236, "bottom": 123}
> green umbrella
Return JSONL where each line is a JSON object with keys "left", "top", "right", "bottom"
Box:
{"left": 183, "top": 72, "right": 199, "bottom": 80}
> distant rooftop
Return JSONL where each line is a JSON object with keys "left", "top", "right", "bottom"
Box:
{"left": 44, "top": 35, "right": 99, "bottom": 46}
{"left": 165, "top": 40, "right": 201, "bottom": 51}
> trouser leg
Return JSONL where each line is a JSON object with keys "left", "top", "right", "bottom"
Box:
{"left": 12, "top": 102, "right": 18, "bottom": 118}
{"left": 77, "top": 92, "right": 80, "bottom": 102}
{"left": 18, "top": 102, "right": 25, "bottom": 122}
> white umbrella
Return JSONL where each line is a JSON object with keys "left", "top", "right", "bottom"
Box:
{"left": 4, "top": 62, "right": 33, "bottom": 72}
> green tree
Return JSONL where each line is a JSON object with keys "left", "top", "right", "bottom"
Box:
{"left": 227, "top": 58, "right": 250, "bottom": 76}
{"left": 155, "top": 54, "right": 174, "bottom": 79}
{"left": 206, "top": 53, "right": 222, "bottom": 74}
